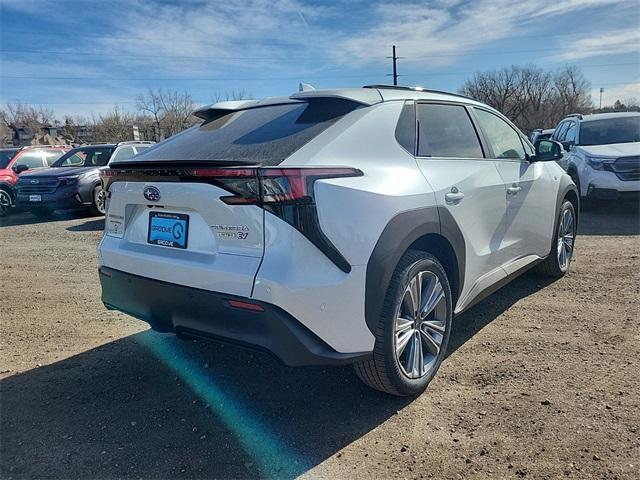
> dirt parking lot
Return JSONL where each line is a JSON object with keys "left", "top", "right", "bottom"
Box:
{"left": 0, "top": 204, "right": 639, "bottom": 480}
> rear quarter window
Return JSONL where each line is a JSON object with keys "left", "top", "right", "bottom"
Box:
{"left": 117, "top": 99, "right": 359, "bottom": 166}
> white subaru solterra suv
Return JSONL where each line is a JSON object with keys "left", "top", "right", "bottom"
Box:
{"left": 97, "top": 86, "right": 578, "bottom": 396}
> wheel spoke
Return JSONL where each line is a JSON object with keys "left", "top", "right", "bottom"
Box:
{"left": 410, "top": 333, "right": 423, "bottom": 378}
{"left": 395, "top": 316, "right": 413, "bottom": 334}
{"left": 395, "top": 327, "right": 414, "bottom": 357}
{"left": 420, "top": 275, "right": 445, "bottom": 319}
{"left": 419, "top": 328, "right": 441, "bottom": 356}
{"left": 422, "top": 319, "right": 446, "bottom": 334}
{"left": 408, "top": 275, "right": 421, "bottom": 318}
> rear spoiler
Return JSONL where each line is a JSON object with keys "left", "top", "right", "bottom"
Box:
{"left": 192, "top": 100, "right": 260, "bottom": 121}
{"left": 193, "top": 89, "right": 383, "bottom": 121}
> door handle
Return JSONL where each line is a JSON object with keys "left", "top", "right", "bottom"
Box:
{"left": 445, "top": 188, "right": 465, "bottom": 204}
{"left": 507, "top": 185, "right": 521, "bottom": 196}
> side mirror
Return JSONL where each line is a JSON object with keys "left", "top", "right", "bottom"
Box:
{"left": 14, "top": 164, "right": 29, "bottom": 173}
{"left": 561, "top": 141, "right": 574, "bottom": 152}
{"left": 533, "top": 139, "right": 563, "bottom": 162}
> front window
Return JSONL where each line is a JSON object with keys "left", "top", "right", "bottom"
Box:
{"left": 474, "top": 109, "right": 526, "bottom": 160}
{"left": 13, "top": 152, "right": 44, "bottom": 169}
{"left": 53, "top": 147, "right": 114, "bottom": 167}
{"left": 0, "top": 149, "right": 17, "bottom": 168}
{"left": 579, "top": 116, "right": 640, "bottom": 146}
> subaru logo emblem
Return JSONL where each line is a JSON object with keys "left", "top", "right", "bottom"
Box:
{"left": 143, "top": 186, "right": 161, "bottom": 202}
{"left": 30, "top": 179, "right": 39, "bottom": 184}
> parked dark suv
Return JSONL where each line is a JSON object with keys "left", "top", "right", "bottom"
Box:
{"left": 0, "top": 145, "right": 71, "bottom": 217}
{"left": 17, "top": 142, "right": 154, "bottom": 216}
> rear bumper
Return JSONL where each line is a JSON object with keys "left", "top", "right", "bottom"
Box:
{"left": 17, "top": 192, "right": 89, "bottom": 210}
{"left": 98, "top": 266, "right": 371, "bottom": 367}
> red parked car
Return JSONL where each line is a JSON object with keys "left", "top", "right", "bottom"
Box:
{"left": 0, "top": 145, "right": 71, "bottom": 216}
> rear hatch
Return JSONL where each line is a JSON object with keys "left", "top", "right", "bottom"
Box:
{"left": 100, "top": 99, "right": 360, "bottom": 297}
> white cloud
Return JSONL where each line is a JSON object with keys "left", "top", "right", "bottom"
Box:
{"left": 593, "top": 81, "right": 640, "bottom": 107}
{"left": 337, "top": 0, "right": 637, "bottom": 66}
{"left": 557, "top": 28, "right": 640, "bottom": 60}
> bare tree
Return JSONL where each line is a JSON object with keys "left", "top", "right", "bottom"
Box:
{"left": 0, "top": 102, "right": 57, "bottom": 144}
{"left": 212, "top": 89, "right": 252, "bottom": 103}
{"left": 460, "top": 64, "right": 593, "bottom": 133}
{"left": 136, "top": 89, "right": 198, "bottom": 141}
{"left": 91, "top": 107, "right": 136, "bottom": 143}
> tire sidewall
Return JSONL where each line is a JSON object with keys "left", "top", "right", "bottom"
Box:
{"left": 93, "top": 185, "right": 106, "bottom": 215}
{"left": 554, "top": 200, "right": 577, "bottom": 273}
{"left": 381, "top": 255, "right": 453, "bottom": 396}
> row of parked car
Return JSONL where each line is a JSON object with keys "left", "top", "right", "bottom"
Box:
{"left": 529, "top": 111, "right": 639, "bottom": 206}
{"left": 0, "top": 141, "right": 154, "bottom": 217}
{"left": 1, "top": 111, "right": 638, "bottom": 220}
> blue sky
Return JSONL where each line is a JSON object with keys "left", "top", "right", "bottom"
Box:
{"left": 1, "top": 0, "right": 638, "bottom": 118}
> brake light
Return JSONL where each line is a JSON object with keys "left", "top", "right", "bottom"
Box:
{"left": 190, "top": 167, "right": 362, "bottom": 206}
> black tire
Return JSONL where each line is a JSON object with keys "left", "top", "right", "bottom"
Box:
{"left": 91, "top": 185, "right": 106, "bottom": 216}
{"left": 535, "top": 200, "right": 576, "bottom": 277}
{"left": 0, "top": 188, "right": 13, "bottom": 217}
{"left": 354, "top": 250, "right": 453, "bottom": 396}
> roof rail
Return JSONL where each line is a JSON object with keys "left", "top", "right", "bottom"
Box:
{"left": 116, "top": 140, "right": 156, "bottom": 146}
{"left": 19, "top": 144, "right": 71, "bottom": 150}
{"left": 363, "top": 84, "right": 476, "bottom": 101}
{"left": 564, "top": 113, "right": 583, "bottom": 120}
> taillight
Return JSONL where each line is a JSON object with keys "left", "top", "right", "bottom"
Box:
{"left": 192, "top": 167, "right": 362, "bottom": 273}
{"left": 190, "top": 167, "right": 363, "bottom": 206}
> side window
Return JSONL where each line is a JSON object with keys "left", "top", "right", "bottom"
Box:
{"left": 417, "top": 104, "right": 483, "bottom": 158}
{"left": 60, "top": 152, "right": 86, "bottom": 166}
{"left": 474, "top": 109, "right": 525, "bottom": 160}
{"left": 564, "top": 122, "right": 577, "bottom": 144}
{"left": 553, "top": 122, "right": 569, "bottom": 141}
{"left": 110, "top": 146, "right": 135, "bottom": 162}
{"left": 395, "top": 102, "right": 416, "bottom": 154}
{"left": 14, "top": 152, "right": 45, "bottom": 168}
{"left": 43, "top": 150, "right": 65, "bottom": 166}
{"left": 134, "top": 145, "right": 151, "bottom": 155}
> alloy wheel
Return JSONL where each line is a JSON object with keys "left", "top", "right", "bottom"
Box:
{"left": 394, "top": 271, "right": 448, "bottom": 379}
{"left": 0, "top": 190, "right": 12, "bottom": 216}
{"left": 557, "top": 208, "right": 575, "bottom": 271}
{"left": 95, "top": 187, "right": 106, "bottom": 214}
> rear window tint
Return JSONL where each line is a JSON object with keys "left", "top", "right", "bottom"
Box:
{"left": 121, "top": 100, "right": 359, "bottom": 166}
{"left": 417, "top": 104, "right": 483, "bottom": 158}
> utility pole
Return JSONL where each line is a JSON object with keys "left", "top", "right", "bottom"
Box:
{"left": 387, "top": 45, "right": 399, "bottom": 86}
{"left": 599, "top": 87, "right": 604, "bottom": 110}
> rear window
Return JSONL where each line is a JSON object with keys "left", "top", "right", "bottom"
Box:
{"left": 53, "top": 147, "right": 115, "bottom": 167}
{"left": 118, "top": 100, "right": 359, "bottom": 166}
{"left": 579, "top": 116, "right": 640, "bottom": 146}
{"left": 417, "top": 104, "right": 483, "bottom": 158}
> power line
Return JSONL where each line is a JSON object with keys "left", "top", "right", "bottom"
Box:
{"left": 1, "top": 62, "right": 637, "bottom": 82}
{"left": 2, "top": 45, "right": 638, "bottom": 61}
{"left": 0, "top": 28, "right": 622, "bottom": 51}
{"left": 2, "top": 81, "right": 636, "bottom": 106}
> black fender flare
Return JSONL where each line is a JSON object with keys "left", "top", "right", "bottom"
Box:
{"left": 364, "top": 206, "right": 465, "bottom": 334}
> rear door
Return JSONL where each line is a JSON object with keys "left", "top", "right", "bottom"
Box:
{"left": 413, "top": 102, "right": 509, "bottom": 311}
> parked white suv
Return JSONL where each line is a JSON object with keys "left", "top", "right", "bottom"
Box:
{"left": 97, "top": 86, "right": 578, "bottom": 396}
{"left": 551, "top": 112, "right": 640, "bottom": 204}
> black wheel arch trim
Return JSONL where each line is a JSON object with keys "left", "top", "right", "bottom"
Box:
{"left": 364, "top": 205, "right": 465, "bottom": 335}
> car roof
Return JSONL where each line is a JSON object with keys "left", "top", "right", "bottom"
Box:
{"left": 195, "top": 85, "right": 494, "bottom": 121}
{"left": 579, "top": 112, "right": 640, "bottom": 122}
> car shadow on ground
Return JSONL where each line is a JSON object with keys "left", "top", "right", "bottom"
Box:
{"left": 1, "top": 270, "right": 556, "bottom": 480}
{"left": 66, "top": 218, "right": 105, "bottom": 232}
{"left": 0, "top": 209, "right": 100, "bottom": 228}
{"left": 578, "top": 201, "right": 639, "bottom": 236}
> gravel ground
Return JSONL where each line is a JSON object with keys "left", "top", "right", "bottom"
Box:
{"left": 0, "top": 204, "right": 638, "bottom": 480}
